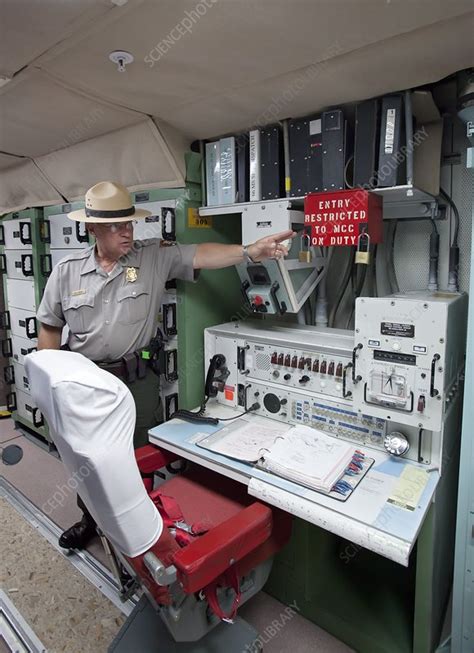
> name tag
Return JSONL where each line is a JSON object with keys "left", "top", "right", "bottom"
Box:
{"left": 71, "top": 289, "right": 86, "bottom": 296}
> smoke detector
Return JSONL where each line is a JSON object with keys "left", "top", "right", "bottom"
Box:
{"left": 109, "top": 50, "right": 134, "bottom": 72}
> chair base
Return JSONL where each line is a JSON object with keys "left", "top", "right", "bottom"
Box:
{"left": 108, "top": 595, "right": 260, "bottom": 653}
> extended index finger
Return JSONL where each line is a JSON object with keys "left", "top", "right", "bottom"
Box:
{"left": 271, "top": 230, "right": 296, "bottom": 243}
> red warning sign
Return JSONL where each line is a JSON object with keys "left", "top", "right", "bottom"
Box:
{"left": 304, "top": 189, "right": 383, "bottom": 247}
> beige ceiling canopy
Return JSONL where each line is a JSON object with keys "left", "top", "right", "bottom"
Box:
{"left": 0, "top": 0, "right": 473, "bottom": 213}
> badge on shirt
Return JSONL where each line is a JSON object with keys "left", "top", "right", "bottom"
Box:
{"left": 125, "top": 266, "right": 138, "bottom": 283}
{"left": 71, "top": 289, "right": 86, "bottom": 296}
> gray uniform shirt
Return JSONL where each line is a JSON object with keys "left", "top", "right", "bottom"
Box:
{"left": 37, "top": 239, "right": 197, "bottom": 362}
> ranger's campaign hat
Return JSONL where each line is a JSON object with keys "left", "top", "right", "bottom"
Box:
{"left": 68, "top": 181, "right": 151, "bottom": 223}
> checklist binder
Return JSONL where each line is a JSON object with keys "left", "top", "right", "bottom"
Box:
{"left": 219, "top": 136, "right": 237, "bottom": 204}
{"left": 249, "top": 129, "right": 262, "bottom": 201}
{"left": 205, "top": 141, "right": 220, "bottom": 206}
{"left": 236, "top": 133, "right": 250, "bottom": 203}
{"left": 322, "top": 109, "right": 345, "bottom": 191}
{"left": 377, "top": 94, "right": 406, "bottom": 187}
{"left": 289, "top": 115, "right": 323, "bottom": 197}
{"left": 260, "top": 124, "right": 285, "bottom": 200}
{"left": 354, "top": 99, "right": 380, "bottom": 188}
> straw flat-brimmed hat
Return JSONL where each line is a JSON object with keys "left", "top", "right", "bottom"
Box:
{"left": 68, "top": 181, "right": 151, "bottom": 223}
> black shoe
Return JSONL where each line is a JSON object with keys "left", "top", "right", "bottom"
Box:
{"left": 59, "top": 514, "right": 96, "bottom": 550}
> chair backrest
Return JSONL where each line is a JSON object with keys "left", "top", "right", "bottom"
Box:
{"left": 25, "top": 349, "right": 163, "bottom": 557}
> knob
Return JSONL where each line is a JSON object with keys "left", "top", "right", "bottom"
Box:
{"left": 272, "top": 370, "right": 280, "bottom": 378}
{"left": 280, "top": 413, "right": 287, "bottom": 418}
{"left": 254, "top": 391, "right": 260, "bottom": 397}
{"left": 299, "top": 375, "right": 310, "bottom": 384}
{"left": 384, "top": 431, "right": 410, "bottom": 456}
{"left": 284, "top": 374, "right": 291, "bottom": 380}
{"left": 281, "top": 398, "right": 288, "bottom": 405}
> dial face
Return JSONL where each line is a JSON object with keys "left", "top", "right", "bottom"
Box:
{"left": 263, "top": 393, "right": 281, "bottom": 414}
{"left": 384, "top": 431, "right": 410, "bottom": 456}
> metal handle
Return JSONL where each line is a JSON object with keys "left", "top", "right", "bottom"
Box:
{"left": 270, "top": 281, "right": 287, "bottom": 315}
{"left": 430, "top": 354, "right": 441, "bottom": 398}
{"left": 39, "top": 219, "right": 51, "bottom": 244}
{"left": 164, "top": 349, "right": 178, "bottom": 383}
{"left": 40, "top": 254, "right": 52, "bottom": 277}
{"left": 161, "top": 207, "right": 176, "bottom": 241}
{"left": 0, "top": 254, "right": 6, "bottom": 274}
{"left": 352, "top": 344, "right": 363, "bottom": 384}
{"left": 75, "top": 221, "right": 89, "bottom": 244}
{"left": 165, "top": 393, "right": 179, "bottom": 421}
{"left": 342, "top": 363, "right": 353, "bottom": 398}
{"left": 0, "top": 225, "right": 4, "bottom": 246}
{"left": 32, "top": 408, "right": 44, "bottom": 428}
{"left": 25, "top": 317, "right": 38, "bottom": 339}
{"left": 6, "top": 392, "right": 16, "bottom": 412}
{"left": 4, "top": 365, "right": 15, "bottom": 385}
{"left": 162, "top": 303, "right": 177, "bottom": 337}
{"left": 1, "top": 338, "right": 12, "bottom": 358}
{"left": 19, "top": 221, "right": 32, "bottom": 245}
{"left": 0, "top": 311, "right": 11, "bottom": 330}
{"left": 21, "top": 254, "right": 34, "bottom": 277}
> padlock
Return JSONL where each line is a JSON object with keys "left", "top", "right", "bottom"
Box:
{"left": 355, "top": 232, "right": 370, "bottom": 265}
{"left": 299, "top": 233, "right": 312, "bottom": 263}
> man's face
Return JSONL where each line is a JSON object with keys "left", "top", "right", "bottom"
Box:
{"left": 87, "top": 221, "right": 135, "bottom": 258}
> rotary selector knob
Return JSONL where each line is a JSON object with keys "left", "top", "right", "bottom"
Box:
{"left": 263, "top": 393, "right": 281, "bottom": 414}
{"left": 272, "top": 370, "right": 280, "bottom": 378}
{"left": 384, "top": 431, "right": 410, "bottom": 456}
{"left": 284, "top": 374, "right": 291, "bottom": 380}
{"left": 299, "top": 375, "right": 310, "bottom": 384}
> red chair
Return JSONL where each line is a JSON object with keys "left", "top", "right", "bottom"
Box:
{"left": 128, "top": 444, "right": 293, "bottom": 642}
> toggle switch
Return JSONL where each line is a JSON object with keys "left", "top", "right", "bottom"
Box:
{"left": 417, "top": 394, "right": 426, "bottom": 413}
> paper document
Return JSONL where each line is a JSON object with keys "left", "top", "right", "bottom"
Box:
{"left": 260, "top": 425, "right": 355, "bottom": 493}
{"left": 387, "top": 465, "right": 429, "bottom": 511}
{"left": 196, "top": 417, "right": 291, "bottom": 462}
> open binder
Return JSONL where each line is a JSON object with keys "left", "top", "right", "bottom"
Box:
{"left": 195, "top": 419, "right": 373, "bottom": 499}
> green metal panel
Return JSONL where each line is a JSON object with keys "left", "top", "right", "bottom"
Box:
{"left": 266, "top": 519, "right": 416, "bottom": 653}
{"left": 131, "top": 170, "right": 244, "bottom": 411}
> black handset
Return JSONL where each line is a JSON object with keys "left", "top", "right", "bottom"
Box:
{"left": 204, "top": 354, "right": 227, "bottom": 398}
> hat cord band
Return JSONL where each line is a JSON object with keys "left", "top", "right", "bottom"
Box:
{"left": 85, "top": 207, "right": 135, "bottom": 218}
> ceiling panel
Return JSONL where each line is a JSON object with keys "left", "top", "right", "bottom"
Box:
{"left": 163, "top": 11, "right": 474, "bottom": 139}
{"left": 0, "top": 69, "right": 145, "bottom": 157}
{"left": 38, "top": 0, "right": 473, "bottom": 117}
{"left": 0, "top": 0, "right": 113, "bottom": 78}
{"left": 35, "top": 120, "right": 187, "bottom": 201}
{"left": 0, "top": 153, "right": 63, "bottom": 214}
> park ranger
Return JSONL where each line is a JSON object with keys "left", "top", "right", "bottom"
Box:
{"left": 36, "top": 180, "right": 293, "bottom": 549}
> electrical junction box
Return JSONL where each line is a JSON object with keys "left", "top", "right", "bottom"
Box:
{"left": 352, "top": 292, "right": 468, "bottom": 432}
{"left": 304, "top": 189, "right": 383, "bottom": 247}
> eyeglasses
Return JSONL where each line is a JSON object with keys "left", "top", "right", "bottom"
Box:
{"left": 100, "top": 220, "right": 137, "bottom": 233}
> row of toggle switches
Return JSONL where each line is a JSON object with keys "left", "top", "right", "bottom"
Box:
{"left": 270, "top": 352, "right": 344, "bottom": 377}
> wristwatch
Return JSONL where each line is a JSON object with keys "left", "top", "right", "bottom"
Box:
{"left": 242, "top": 245, "right": 256, "bottom": 264}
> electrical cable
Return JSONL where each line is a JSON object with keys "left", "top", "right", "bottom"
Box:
{"left": 344, "top": 155, "right": 354, "bottom": 189}
{"left": 440, "top": 187, "right": 460, "bottom": 246}
{"left": 386, "top": 220, "right": 400, "bottom": 293}
{"left": 172, "top": 401, "right": 260, "bottom": 425}
{"left": 372, "top": 243, "right": 379, "bottom": 297}
{"left": 440, "top": 188, "right": 461, "bottom": 292}
{"left": 328, "top": 247, "right": 355, "bottom": 327}
{"left": 427, "top": 218, "right": 439, "bottom": 291}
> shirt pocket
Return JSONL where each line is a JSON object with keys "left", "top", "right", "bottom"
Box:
{"left": 116, "top": 284, "right": 150, "bottom": 325}
{"left": 63, "top": 293, "right": 95, "bottom": 334}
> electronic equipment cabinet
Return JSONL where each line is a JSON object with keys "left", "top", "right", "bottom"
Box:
{"left": 0, "top": 208, "right": 50, "bottom": 440}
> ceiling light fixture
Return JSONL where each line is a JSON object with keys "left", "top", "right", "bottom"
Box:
{"left": 109, "top": 50, "right": 134, "bottom": 73}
